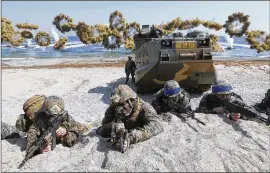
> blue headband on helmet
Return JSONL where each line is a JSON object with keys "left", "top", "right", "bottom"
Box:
{"left": 212, "top": 84, "right": 232, "bottom": 93}
{"left": 164, "top": 87, "right": 181, "bottom": 96}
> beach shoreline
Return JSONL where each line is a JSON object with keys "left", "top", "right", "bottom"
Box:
{"left": 2, "top": 59, "right": 269, "bottom": 70}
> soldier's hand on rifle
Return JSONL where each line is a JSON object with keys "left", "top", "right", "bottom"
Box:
{"left": 40, "top": 143, "right": 52, "bottom": 153}
{"left": 113, "top": 129, "right": 130, "bottom": 153}
{"left": 44, "top": 134, "right": 52, "bottom": 144}
{"left": 39, "top": 134, "right": 53, "bottom": 153}
{"left": 115, "top": 122, "right": 125, "bottom": 134}
{"left": 212, "top": 107, "right": 226, "bottom": 114}
{"left": 229, "top": 113, "right": 241, "bottom": 121}
{"left": 56, "top": 127, "right": 67, "bottom": 137}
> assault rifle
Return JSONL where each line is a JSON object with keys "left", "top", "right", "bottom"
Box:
{"left": 110, "top": 109, "right": 129, "bottom": 153}
{"left": 160, "top": 97, "right": 206, "bottom": 125}
{"left": 111, "top": 124, "right": 129, "bottom": 153}
{"left": 172, "top": 106, "right": 206, "bottom": 126}
{"left": 18, "top": 111, "right": 68, "bottom": 169}
{"left": 221, "top": 97, "right": 270, "bottom": 125}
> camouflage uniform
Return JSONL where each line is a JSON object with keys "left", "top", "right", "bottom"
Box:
{"left": 196, "top": 81, "right": 262, "bottom": 120}
{"left": 25, "top": 96, "right": 87, "bottom": 153}
{"left": 125, "top": 56, "right": 136, "bottom": 84}
{"left": 151, "top": 80, "right": 191, "bottom": 114}
{"left": 254, "top": 89, "right": 270, "bottom": 115}
{"left": 96, "top": 85, "right": 163, "bottom": 145}
{"left": 1, "top": 121, "right": 25, "bottom": 140}
{"left": 196, "top": 92, "right": 242, "bottom": 114}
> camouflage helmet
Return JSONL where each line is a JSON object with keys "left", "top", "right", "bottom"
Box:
{"left": 23, "top": 95, "right": 46, "bottom": 120}
{"left": 41, "top": 96, "right": 65, "bottom": 116}
{"left": 212, "top": 81, "right": 232, "bottom": 94}
{"left": 164, "top": 80, "right": 182, "bottom": 97}
{"left": 110, "top": 85, "right": 137, "bottom": 105}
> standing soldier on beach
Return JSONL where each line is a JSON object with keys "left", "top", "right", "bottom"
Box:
{"left": 125, "top": 56, "right": 136, "bottom": 84}
{"left": 96, "top": 85, "right": 163, "bottom": 152}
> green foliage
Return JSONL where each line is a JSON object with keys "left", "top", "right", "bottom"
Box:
{"left": 35, "top": 31, "right": 51, "bottom": 47}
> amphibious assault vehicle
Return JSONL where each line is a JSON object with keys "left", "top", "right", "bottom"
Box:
{"left": 133, "top": 25, "right": 217, "bottom": 93}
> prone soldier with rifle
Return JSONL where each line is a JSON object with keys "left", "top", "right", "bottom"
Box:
{"left": 196, "top": 81, "right": 269, "bottom": 125}
{"left": 18, "top": 96, "right": 91, "bottom": 168}
{"left": 96, "top": 84, "right": 163, "bottom": 153}
{"left": 151, "top": 80, "right": 205, "bottom": 125}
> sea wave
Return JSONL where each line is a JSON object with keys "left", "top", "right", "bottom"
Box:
{"left": 218, "top": 42, "right": 251, "bottom": 48}
{"left": 3, "top": 41, "right": 252, "bottom": 50}
{"left": 2, "top": 35, "right": 270, "bottom": 60}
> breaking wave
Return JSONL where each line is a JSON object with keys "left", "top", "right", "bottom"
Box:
{"left": 2, "top": 35, "right": 270, "bottom": 61}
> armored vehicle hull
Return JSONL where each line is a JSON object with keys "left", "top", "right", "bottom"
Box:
{"left": 133, "top": 26, "right": 217, "bottom": 93}
{"left": 135, "top": 60, "right": 216, "bottom": 93}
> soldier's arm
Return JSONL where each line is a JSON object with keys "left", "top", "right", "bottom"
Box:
{"left": 151, "top": 89, "right": 165, "bottom": 114}
{"left": 15, "top": 114, "right": 33, "bottom": 132}
{"left": 132, "top": 61, "right": 136, "bottom": 70}
{"left": 125, "top": 62, "right": 128, "bottom": 71}
{"left": 25, "top": 119, "right": 42, "bottom": 153}
{"left": 196, "top": 95, "right": 213, "bottom": 114}
{"left": 152, "top": 89, "right": 164, "bottom": 105}
{"left": 179, "top": 90, "right": 192, "bottom": 110}
{"left": 102, "top": 106, "right": 115, "bottom": 124}
{"left": 129, "top": 103, "right": 163, "bottom": 144}
{"left": 96, "top": 106, "right": 116, "bottom": 138}
{"left": 61, "top": 113, "right": 85, "bottom": 147}
{"left": 182, "top": 89, "right": 191, "bottom": 100}
{"left": 226, "top": 94, "right": 263, "bottom": 119}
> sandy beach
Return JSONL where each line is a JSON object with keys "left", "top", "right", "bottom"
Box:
{"left": 1, "top": 60, "right": 270, "bottom": 172}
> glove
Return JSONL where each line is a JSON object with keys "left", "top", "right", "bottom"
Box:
{"left": 212, "top": 107, "right": 226, "bottom": 114}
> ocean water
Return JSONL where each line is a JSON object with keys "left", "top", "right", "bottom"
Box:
{"left": 1, "top": 36, "right": 270, "bottom": 64}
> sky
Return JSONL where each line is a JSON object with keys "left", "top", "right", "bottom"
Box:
{"left": 2, "top": 1, "right": 270, "bottom": 36}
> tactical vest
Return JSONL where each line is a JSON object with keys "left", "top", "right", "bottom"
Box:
{"left": 121, "top": 98, "right": 144, "bottom": 130}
